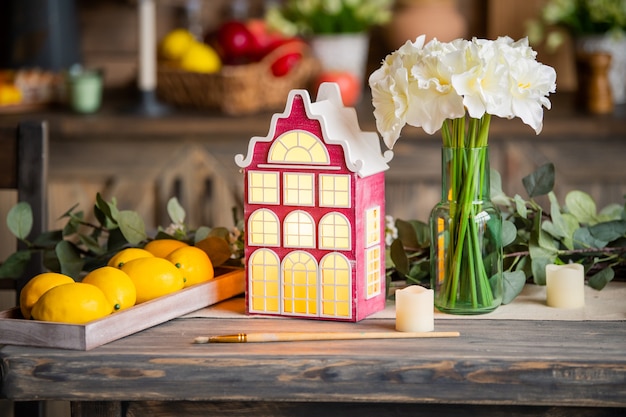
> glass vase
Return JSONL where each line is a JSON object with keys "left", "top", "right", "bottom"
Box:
{"left": 429, "top": 146, "right": 503, "bottom": 315}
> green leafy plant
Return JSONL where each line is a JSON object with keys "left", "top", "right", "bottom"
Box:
{"left": 0, "top": 194, "right": 244, "bottom": 281}
{"left": 386, "top": 163, "right": 626, "bottom": 304}
{"left": 266, "top": 0, "right": 393, "bottom": 36}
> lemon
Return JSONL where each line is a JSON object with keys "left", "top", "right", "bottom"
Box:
{"left": 166, "top": 246, "right": 214, "bottom": 288}
{"left": 159, "top": 28, "right": 196, "bottom": 61}
{"left": 144, "top": 239, "right": 189, "bottom": 258}
{"left": 82, "top": 266, "right": 137, "bottom": 312}
{"left": 31, "top": 283, "right": 111, "bottom": 324}
{"left": 19, "top": 272, "right": 75, "bottom": 319}
{"left": 180, "top": 42, "right": 221, "bottom": 74}
{"left": 120, "top": 257, "right": 185, "bottom": 303}
{"left": 107, "top": 247, "right": 154, "bottom": 268}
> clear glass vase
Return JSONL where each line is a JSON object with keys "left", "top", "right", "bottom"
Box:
{"left": 429, "top": 146, "right": 503, "bottom": 315}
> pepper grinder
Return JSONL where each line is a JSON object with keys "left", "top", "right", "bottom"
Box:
{"left": 576, "top": 52, "right": 614, "bottom": 114}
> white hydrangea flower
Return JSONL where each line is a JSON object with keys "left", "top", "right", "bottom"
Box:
{"left": 370, "top": 35, "right": 557, "bottom": 147}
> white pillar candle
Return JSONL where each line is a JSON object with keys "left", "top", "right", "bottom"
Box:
{"left": 546, "top": 264, "right": 585, "bottom": 309}
{"left": 138, "top": 0, "right": 157, "bottom": 91}
{"left": 395, "top": 286, "right": 434, "bottom": 333}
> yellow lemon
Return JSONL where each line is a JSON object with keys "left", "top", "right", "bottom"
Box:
{"left": 120, "top": 257, "right": 185, "bottom": 303}
{"left": 82, "top": 266, "right": 137, "bottom": 312}
{"left": 31, "top": 283, "right": 111, "bottom": 324}
{"left": 107, "top": 247, "right": 154, "bottom": 268}
{"left": 144, "top": 239, "right": 189, "bottom": 258}
{"left": 19, "top": 272, "right": 75, "bottom": 319}
{"left": 166, "top": 246, "right": 214, "bottom": 288}
{"left": 180, "top": 42, "right": 221, "bottom": 74}
{"left": 159, "top": 28, "right": 195, "bottom": 61}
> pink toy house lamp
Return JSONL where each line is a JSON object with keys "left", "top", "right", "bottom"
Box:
{"left": 235, "top": 83, "right": 393, "bottom": 321}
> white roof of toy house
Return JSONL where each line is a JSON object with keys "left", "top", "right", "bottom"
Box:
{"left": 235, "top": 82, "right": 393, "bottom": 178}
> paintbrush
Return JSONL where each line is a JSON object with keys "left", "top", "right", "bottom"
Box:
{"left": 194, "top": 331, "right": 460, "bottom": 344}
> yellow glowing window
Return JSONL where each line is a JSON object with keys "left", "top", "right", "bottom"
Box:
{"left": 284, "top": 210, "right": 315, "bottom": 248}
{"left": 320, "top": 253, "right": 351, "bottom": 318}
{"left": 268, "top": 131, "right": 329, "bottom": 164}
{"left": 248, "top": 209, "right": 280, "bottom": 246}
{"left": 365, "top": 246, "right": 382, "bottom": 299}
{"left": 319, "top": 174, "right": 350, "bottom": 208}
{"left": 248, "top": 171, "right": 279, "bottom": 204}
{"left": 282, "top": 251, "right": 318, "bottom": 315}
{"left": 249, "top": 249, "right": 280, "bottom": 313}
{"left": 283, "top": 173, "right": 314, "bottom": 206}
{"left": 365, "top": 206, "right": 381, "bottom": 247}
{"left": 319, "top": 213, "right": 351, "bottom": 250}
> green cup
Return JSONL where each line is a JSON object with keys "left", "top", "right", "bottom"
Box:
{"left": 68, "top": 69, "right": 103, "bottom": 114}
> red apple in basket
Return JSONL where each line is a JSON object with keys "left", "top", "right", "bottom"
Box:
{"left": 314, "top": 71, "right": 362, "bottom": 107}
{"left": 207, "top": 20, "right": 256, "bottom": 65}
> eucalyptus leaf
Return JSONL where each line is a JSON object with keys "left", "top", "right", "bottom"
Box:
{"left": 565, "top": 190, "right": 598, "bottom": 225}
{"left": 395, "top": 219, "right": 419, "bottom": 249}
{"left": 117, "top": 210, "right": 148, "bottom": 245}
{"left": 588, "top": 220, "right": 626, "bottom": 242}
{"left": 167, "top": 197, "right": 186, "bottom": 225}
{"left": 33, "top": 230, "right": 64, "bottom": 248}
{"left": 514, "top": 194, "right": 527, "bottom": 219}
{"left": 531, "top": 257, "right": 551, "bottom": 285}
{"left": 501, "top": 220, "right": 517, "bottom": 247}
{"left": 7, "top": 202, "right": 33, "bottom": 240}
{"left": 195, "top": 236, "right": 231, "bottom": 267}
{"left": 587, "top": 267, "right": 614, "bottom": 290}
{"left": 194, "top": 226, "right": 211, "bottom": 243}
{"left": 79, "top": 234, "right": 106, "bottom": 255}
{"left": 490, "top": 169, "right": 509, "bottom": 207}
{"left": 597, "top": 203, "right": 624, "bottom": 222}
{"left": 390, "top": 238, "right": 409, "bottom": 276}
{"left": 55, "top": 240, "right": 84, "bottom": 279}
{"left": 572, "top": 227, "right": 608, "bottom": 249}
{"left": 502, "top": 270, "right": 526, "bottom": 304}
{"left": 522, "top": 162, "right": 554, "bottom": 198}
{"left": 0, "top": 250, "right": 32, "bottom": 279}
{"left": 208, "top": 226, "right": 231, "bottom": 241}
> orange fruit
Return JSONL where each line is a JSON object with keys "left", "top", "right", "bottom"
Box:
{"left": 120, "top": 257, "right": 185, "bottom": 303}
{"left": 31, "top": 282, "right": 111, "bottom": 324}
{"left": 82, "top": 266, "right": 137, "bottom": 312}
{"left": 166, "top": 246, "right": 214, "bottom": 288}
{"left": 107, "top": 247, "right": 154, "bottom": 268}
{"left": 144, "top": 239, "right": 189, "bottom": 258}
{"left": 19, "top": 272, "right": 75, "bottom": 319}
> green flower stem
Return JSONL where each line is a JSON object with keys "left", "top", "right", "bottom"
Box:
{"left": 439, "top": 113, "right": 495, "bottom": 310}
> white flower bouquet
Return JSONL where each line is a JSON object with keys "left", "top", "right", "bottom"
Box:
{"left": 369, "top": 36, "right": 557, "bottom": 313}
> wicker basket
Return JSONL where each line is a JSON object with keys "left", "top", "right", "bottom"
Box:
{"left": 157, "top": 43, "right": 320, "bottom": 115}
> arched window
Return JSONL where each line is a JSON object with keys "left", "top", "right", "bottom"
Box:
{"left": 268, "top": 130, "right": 329, "bottom": 164}
{"left": 319, "top": 212, "right": 351, "bottom": 250}
{"left": 248, "top": 249, "right": 280, "bottom": 313}
{"left": 320, "top": 253, "right": 352, "bottom": 318}
{"left": 284, "top": 210, "right": 315, "bottom": 248}
{"left": 248, "top": 209, "right": 280, "bottom": 246}
{"left": 282, "top": 251, "right": 318, "bottom": 316}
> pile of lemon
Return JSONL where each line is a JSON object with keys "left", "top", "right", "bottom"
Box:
{"left": 159, "top": 28, "right": 221, "bottom": 74}
{"left": 20, "top": 240, "right": 214, "bottom": 324}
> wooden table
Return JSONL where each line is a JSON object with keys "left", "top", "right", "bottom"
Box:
{"left": 1, "top": 311, "right": 625, "bottom": 417}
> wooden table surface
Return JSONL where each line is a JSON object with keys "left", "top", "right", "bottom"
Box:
{"left": 1, "top": 313, "right": 625, "bottom": 417}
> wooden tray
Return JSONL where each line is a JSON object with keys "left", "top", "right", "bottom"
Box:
{"left": 0, "top": 267, "right": 244, "bottom": 350}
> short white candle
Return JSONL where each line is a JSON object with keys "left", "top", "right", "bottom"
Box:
{"left": 395, "top": 285, "right": 434, "bottom": 333}
{"left": 138, "top": 0, "right": 157, "bottom": 91}
{"left": 546, "top": 264, "right": 585, "bottom": 309}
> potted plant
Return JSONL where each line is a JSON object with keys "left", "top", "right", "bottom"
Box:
{"left": 527, "top": 0, "right": 626, "bottom": 104}
{"left": 265, "top": 0, "right": 393, "bottom": 98}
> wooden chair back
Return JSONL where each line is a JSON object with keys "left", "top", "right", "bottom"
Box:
{"left": 0, "top": 120, "right": 49, "bottom": 301}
